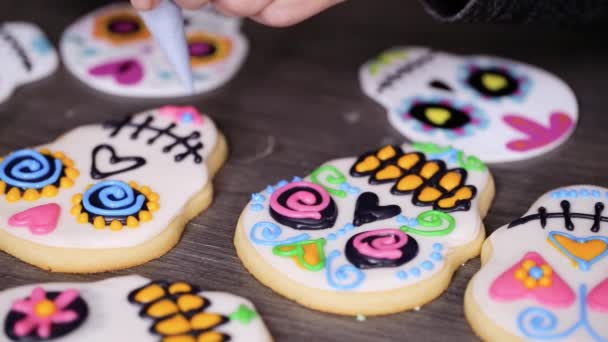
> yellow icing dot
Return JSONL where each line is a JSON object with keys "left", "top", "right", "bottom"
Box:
{"left": 190, "top": 313, "right": 223, "bottom": 330}
{"left": 140, "top": 186, "right": 152, "bottom": 195}
{"left": 60, "top": 177, "right": 74, "bottom": 188}
{"left": 177, "top": 294, "right": 205, "bottom": 312}
{"left": 109, "top": 220, "right": 123, "bottom": 231}
{"left": 164, "top": 336, "right": 196, "bottom": 342}
{"left": 0, "top": 181, "right": 6, "bottom": 194}
{"left": 376, "top": 145, "right": 397, "bottom": 161}
{"left": 139, "top": 210, "right": 153, "bottom": 222}
{"left": 34, "top": 300, "right": 56, "bottom": 317}
{"left": 23, "top": 189, "right": 41, "bottom": 201}
{"left": 126, "top": 216, "right": 139, "bottom": 228}
{"left": 52, "top": 151, "right": 65, "bottom": 159}
{"left": 62, "top": 158, "right": 74, "bottom": 168}
{"left": 72, "top": 194, "right": 83, "bottom": 205}
{"left": 6, "top": 188, "right": 21, "bottom": 202}
{"left": 482, "top": 73, "right": 507, "bottom": 91}
{"left": 524, "top": 278, "right": 537, "bottom": 289}
{"left": 395, "top": 174, "right": 424, "bottom": 192}
{"left": 70, "top": 204, "right": 82, "bottom": 216}
{"left": 374, "top": 165, "right": 402, "bottom": 181}
{"left": 417, "top": 187, "right": 443, "bottom": 202}
{"left": 541, "top": 264, "right": 552, "bottom": 276}
{"left": 419, "top": 162, "right": 441, "bottom": 179}
{"left": 148, "top": 192, "right": 160, "bottom": 202}
{"left": 522, "top": 259, "right": 536, "bottom": 270}
{"left": 38, "top": 148, "right": 50, "bottom": 155}
{"left": 169, "top": 282, "right": 193, "bottom": 295}
{"left": 78, "top": 212, "right": 89, "bottom": 224}
{"left": 85, "top": 184, "right": 93, "bottom": 191}
{"left": 197, "top": 332, "right": 225, "bottom": 342}
{"left": 155, "top": 314, "right": 191, "bottom": 335}
{"left": 148, "top": 202, "right": 160, "bottom": 212}
{"left": 539, "top": 277, "right": 552, "bottom": 287}
{"left": 134, "top": 284, "right": 166, "bottom": 304}
{"left": 42, "top": 185, "right": 58, "bottom": 198}
{"left": 128, "top": 181, "right": 139, "bottom": 189}
{"left": 146, "top": 299, "right": 179, "bottom": 318}
{"left": 93, "top": 216, "right": 106, "bottom": 229}
{"left": 355, "top": 156, "right": 380, "bottom": 173}
{"left": 438, "top": 171, "right": 462, "bottom": 192}
{"left": 514, "top": 269, "right": 527, "bottom": 280}
{"left": 397, "top": 153, "right": 421, "bottom": 170}
{"left": 64, "top": 167, "right": 80, "bottom": 179}
{"left": 425, "top": 107, "right": 451, "bottom": 125}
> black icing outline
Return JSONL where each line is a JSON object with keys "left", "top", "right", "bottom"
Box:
{"left": 90, "top": 144, "right": 146, "bottom": 180}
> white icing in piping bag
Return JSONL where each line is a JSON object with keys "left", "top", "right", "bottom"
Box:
{"left": 138, "top": 0, "right": 194, "bottom": 93}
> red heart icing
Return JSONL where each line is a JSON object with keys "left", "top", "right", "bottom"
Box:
{"left": 8, "top": 204, "right": 61, "bottom": 235}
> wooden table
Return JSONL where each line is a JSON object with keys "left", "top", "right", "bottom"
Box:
{"left": 0, "top": 1, "right": 606, "bottom": 341}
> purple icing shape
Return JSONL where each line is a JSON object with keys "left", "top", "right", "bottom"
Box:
{"left": 88, "top": 59, "right": 144, "bottom": 85}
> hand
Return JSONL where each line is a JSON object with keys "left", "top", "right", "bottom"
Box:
{"left": 131, "top": 0, "right": 344, "bottom": 27}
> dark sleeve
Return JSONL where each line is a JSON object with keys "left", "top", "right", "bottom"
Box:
{"left": 419, "top": 0, "right": 608, "bottom": 26}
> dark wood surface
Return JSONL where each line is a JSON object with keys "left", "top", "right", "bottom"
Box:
{"left": 0, "top": 1, "right": 606, "bottom": 341}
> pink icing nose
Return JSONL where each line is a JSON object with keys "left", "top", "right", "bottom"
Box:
{"left": 88, "top": 59, "right": 144, "bottom": 86}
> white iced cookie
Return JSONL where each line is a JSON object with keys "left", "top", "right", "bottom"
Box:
{"left": 360, "top": 47, "right": 578, "bottom": 163}
{"left": 60, "top": 4, "right": 248, "bottom": 98}
{"left": 235, "top": 142, "right": 494, "bottom": 315}
{"left": 0, "top": 106, "right": 227, "bottom": 273}
{"left": 0, "top": 275, "right": 272, "bottom": 342}
{"left": 465, "top": 185, "right": 608, "bottom": 341}
{"left": 0, "top": 22, "right": 58, "bottom": 104}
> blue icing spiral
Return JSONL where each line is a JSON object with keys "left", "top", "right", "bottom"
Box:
{"left": 0, "top": 149, "right": 62, "bottom": 189}
{"left": 82, "top": 180, "right": 146, "bottom": 217}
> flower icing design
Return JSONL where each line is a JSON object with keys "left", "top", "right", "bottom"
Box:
{"left": 489, "top": 252, "right": 575, "bottom": 308}
{"left": 159, "top": 106, "right": 204, "bottom": 125}
{"left": 10, "top": 287, "right": 81, "bottom": 339}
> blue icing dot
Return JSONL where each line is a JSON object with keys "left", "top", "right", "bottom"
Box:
{"left": 32, "top": 37, "right": 52, "bottom": 54}
{"left": 408, "top": 218, "right": 419, "bottom": 227}
{"left": 580, "top": 189, "right": 590, "bottom": 197}
{"left": 396, "top": 215, "right": 408, "bottom": 224}
{"left": 158, "top": 70, "right": 172, "bottom": 79}
{"left": 551, "top": 192, "right": 560, "bottom": 199}
{"left": 265, "top": 185, "right": 274, "bottom": 194}
{"left": 343, "top": 223, "right": 354, "bottom": 231}
{"left": 82, "top": 48, "right": 98, "bottom": 56}
{"left": 251, "top": 193, "right": 265, "bottom": 202}
{"left": 592, "top": 190, "right": 601, "bottom": 198}
{"left": 326, "top": 233, "right": 337, "bottom": 241}
{"left": 432, "top": 243, "right": 443, "bottom": 251}
{"left": 430, "top": 252, "right": 442, "bottom": 261}
{"left": 421, "top": 261, "right": 434, "bottom": 270}
{"left": 568, "top": 190, "right": 578, "bottom": 198}
{"left": 276, "top": 180, "right": 289, "bottom": 187}
{"left": 337, "top": 229, "right": 346, "bottom": 236}
{"left": 410, "top": 267, "right": 421, "bottom": 277}
{"left": 181, "top": 112, "right": 194, "bottom": 123}
{"left": 339, "top": 183, "right": 349, "bottom": 190}
{"left": 349, "top": 187, "right": 361, "bottom": 195}
{"left": 528, "top": 266, "right": 544, "bottom": 280}
{"left": 397, "top": 270, "right": 407, "bottom": 280}
{"left": 250, "top": 203, "right": 264, "bottom": 212}
{"left": 292, "top": 176, "right": 302, "bottom": 182}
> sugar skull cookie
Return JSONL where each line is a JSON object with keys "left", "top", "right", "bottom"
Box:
{"left": 0, "top": 106, "right": 227, "bottom": 273}
{"left": 465, "top": 185, "right": 608, "bottom": 341}
{"left": 360, "top": 47, "right": 578, "bottom": 163}
{"left": 235, "top": 142, "right": 494, "bottom": 315}
{"left": 0, "top": 22, "right": 58, "bottom": 104}
{"left": 0, "top": 275, "right": 273, "bottom": 341}
{"left": 60, "top": 4, "right": 248, "bottom": 97}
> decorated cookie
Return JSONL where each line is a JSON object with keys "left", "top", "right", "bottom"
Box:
{"left": 465, "top": 185, "right": 608, "bottom": 341}
{"left": 360, "top": 47, "right": 578, "bottom": 163}
{"left": 60, "top": 4, "right": 248, "bottom": 97}
{"left": 235, "top": 142, "right": 494, "bottom": 315}
{"left": 0, "top": 275, "right": 272, "bottom": 341}
{"left": 0, "top": 105, "right": 227, "bottom": 273}
{"left": 0, "top": 22, "right": 58, "bottom": 104}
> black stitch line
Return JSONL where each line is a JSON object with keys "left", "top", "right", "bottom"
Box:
{"left": 508, "top": 200, "right": 607, "bottom": 232}
{"left": 377, "top": 52, "right": 434, "bottom": 93}
{"left": 538, "top": 207, "right": 547, "bottom": 228}
{"left": 592, "top": 202, "right": 604, "bottom": 233}
{"left": 103, "top": 114, "right": 203, "bottom": 164}
{"left": 561, "top": 200, "right": 574, "bottom": 231}
{"left": 0, "top": 26, "right": 32, "bottom": 71}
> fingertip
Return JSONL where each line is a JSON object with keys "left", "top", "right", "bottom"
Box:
{"left": 131, "top": 0, "right": 160, "bottom": 11}
{"left": 175, "top": 0, "right": 211, "bottom": 10}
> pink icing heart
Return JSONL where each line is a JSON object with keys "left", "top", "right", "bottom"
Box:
{"left": 8, "top": 204, "right": 61, "bottom": 235}
{"left": 88, "top": 59, "right": 144, "bottom": 85}
{"left": 588, "top": 278, "right": 608, "bottom": 312}
{"left": 504, "top": 112, "right": 574, "bottom": 152}
{"left": 489, "top": 252, "right": 575, "bottom": 308}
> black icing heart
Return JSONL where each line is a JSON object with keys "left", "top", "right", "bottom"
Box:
{"left": 353, "top": 192, "right": 401, "bottom": 227}
{"left": 90, "top": 144, "right": 146, "bottom": 179}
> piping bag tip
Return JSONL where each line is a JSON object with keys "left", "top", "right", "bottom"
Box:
{"left": 138, "top": 0, "right": 194, "bottom": 93}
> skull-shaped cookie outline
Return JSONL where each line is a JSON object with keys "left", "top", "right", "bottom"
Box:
{"left": 60, "top": 4, "right": 248, "bottom": 98}
{"left": 360, "top": 46, "right": 578, "bottom": 163}
{"left": 466, "top": 185, "right": 608, "bottom": 341}
{"left": 0, "top": 22, "right": 58, "bottom": 104}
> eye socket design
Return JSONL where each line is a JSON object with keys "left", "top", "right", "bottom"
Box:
{"left": 459, "top": 61, "right": 531, "bottom": 101}
{"left": 399, "top": 96, "right": 489, "bottom": 138}
{"left": 93, "top": 11, "right": 150, "bottom": 45}
{"left": 187, "top": 32, "right": 232, "bottom": 68}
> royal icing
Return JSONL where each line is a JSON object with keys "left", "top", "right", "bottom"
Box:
{"left": 60, "top": 4, "right": 248, "bottom": 98}
{"left": 468, "top": 185, "right": 608, "bottom": 341}
{"left": 0, "top": 106, "right": 218, "bottom": 252}
{"left": 0, "top": 22, "right": 58, "bottom": 104}
{"left": 360, "top": 47, "right": 578, "bottom": 163}
{"left": 0, "top": 275, "right": 272, "bottom": 341}
{"left": 240, "top": 143, "right": 490, "bottom": 296}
